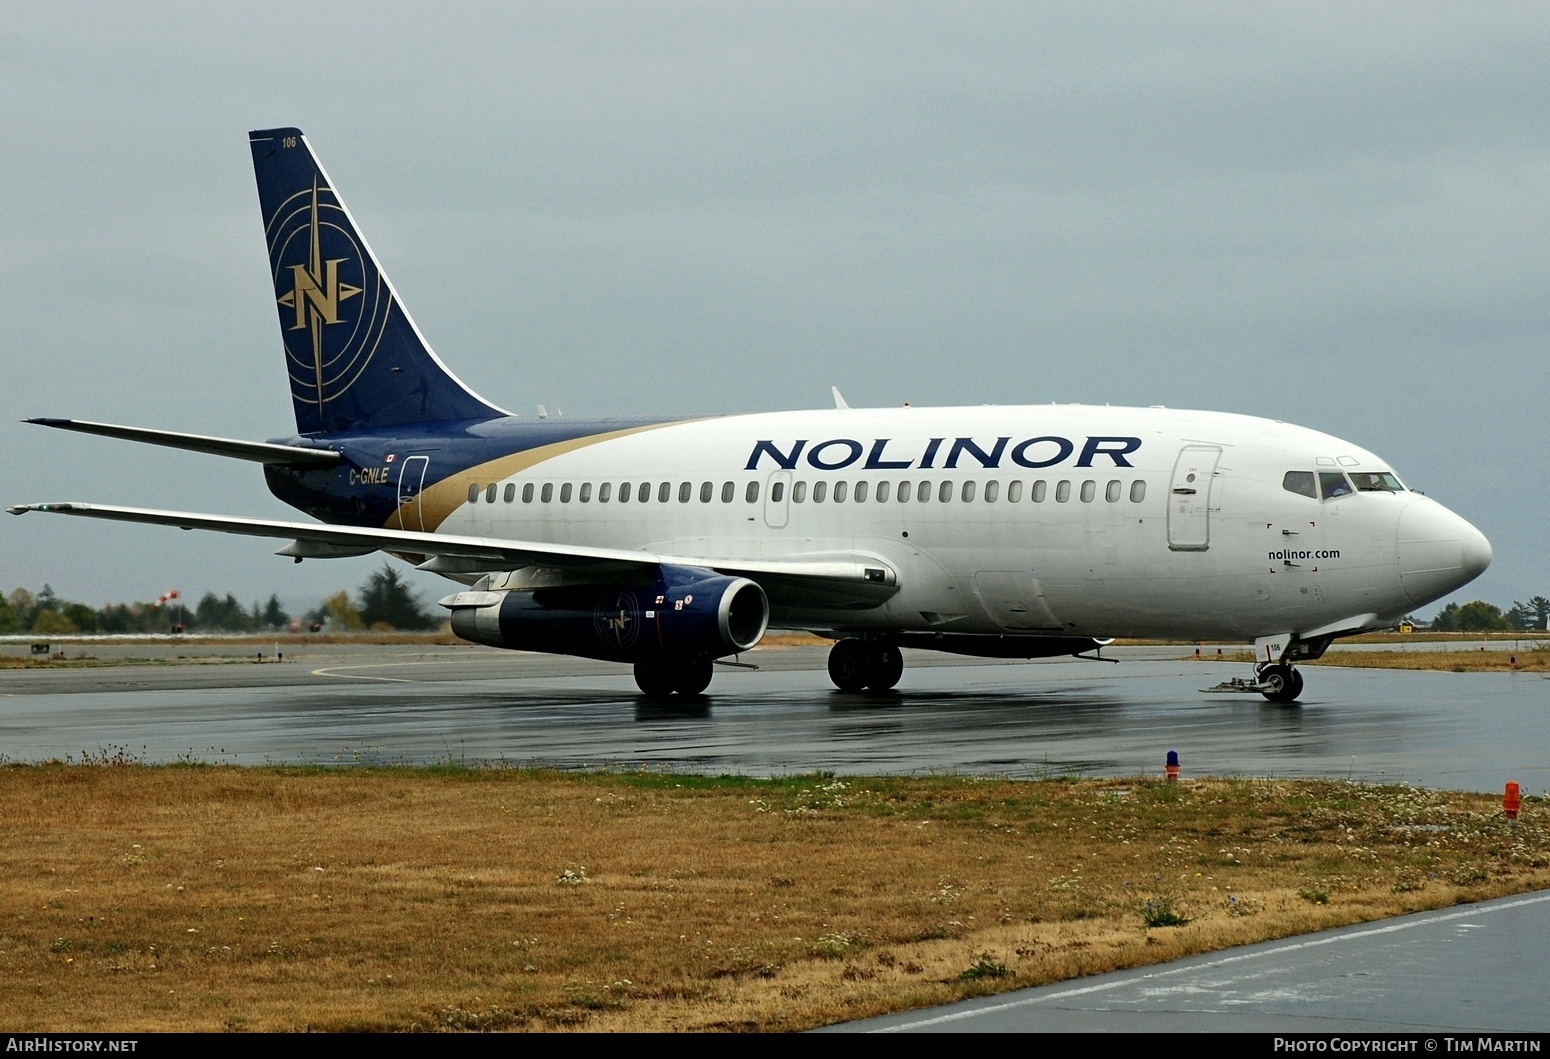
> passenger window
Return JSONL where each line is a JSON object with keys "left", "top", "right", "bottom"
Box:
{"left": 1007, "top": 480, "right": 1023, "bottom": 503}
{"left": 617, "top": 482, "right": 629, "bottom": 503}
{"left": 771, "top": 481, "right": 785, "bottom": 502}
{"left": 678, "top": 482, "right": 692, "bottom": 503}
{"left": 1056, "top": 481, "right": 1071, "bottom": 503}
{"left": 1032, "top": 480, "right": 1047, "bottom": 503}
{"left": 1350, "top": 471, "right": 1404, "bottom": 492}
{"left": 579, "top": 483, "right": 592, "bottom": 503}
{"left": 961, "top": 481, "right": 976, "bottom": 503}
{"left": 793, "top": 481, "right": 808, "bottom": 503}
{"left": 834, "top": 481, "right": 848, "bottom": 503}
{"left": 939, "top": 481, "right": 952, "bottom": 503}
{"left": 541, "top": 483, "right": 554, "bottom": 503}
{"left": 721, "top": 481, "right": 735, "bottom": 503}
{"left": 984, "top": 480, "right": 999, "bottom": 503}
{"left": 1079, "top": 480, "right": 1095, "bottom": 503}
{"left": 917, "top": 481, "right": 932, "bottom": 503}
{"left": 897, "top": 480, "right": 911, "bottom": 503}
{"left": 1282, "top": 471, "right": 1317, "bottom": 499}
{"left": 467, "top": 483, "right": 480, "bottom": 503}
{"left": 658, "top": 482, "right": 671, "bottom": 503}
{"left": 1129, "top": 480, "right": 1145, "bottom": 503}
{"left": 502, "top": 484, "right": 514, "bottom": 503}
{"left": 745, "top": 481, "right": 760, "bottom": 503}
{"left": 814, "top": 481, "right": 828, "bottom": 504}
{"left": 877, "top": 481, "right": 891, "bottom": 502}
{"left": 699, "top": 481, "right": 713, "bottom": 503}
{"left": 560, "top": 483, "right": 573, "bottom": 503}
{"left": 523, "top": 483, "right": 535, "bottom": 503}
{"left": 639, "top": 482, "right": 652, "bottom": 503}
{"left": 1105, "top": 480, "right": 1120, "bottom": 503}
{"left": 483, "top": 484, "right": 496, "bottom": 504}
{"left": 854, "top": 481, "right": 869, "bottom": 503}
{"left": 599, "top": 483, "right": 612, "bottom": 503}
{"left": 1319, "top": 472, "right": 1354, "bottom": 500}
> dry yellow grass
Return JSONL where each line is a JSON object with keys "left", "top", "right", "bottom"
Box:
{"left": 1, "top": 766, "right": 1544, "bottom": 1032}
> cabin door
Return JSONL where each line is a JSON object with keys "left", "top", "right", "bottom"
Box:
{"left": 396, "top": 455, "right": 430, "bottom": 532}
{"left": 1167, "top": 445, "right": 1221, "bottom": 551}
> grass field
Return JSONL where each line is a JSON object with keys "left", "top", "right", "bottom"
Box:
{"left": 1, "top": 765, "right": 1544, "bottom": 1031}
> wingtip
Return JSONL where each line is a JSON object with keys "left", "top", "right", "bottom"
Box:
{"left": 8, "top": 503, "right": 80, "bottom": 515}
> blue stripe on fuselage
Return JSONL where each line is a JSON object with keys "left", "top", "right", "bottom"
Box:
{"left": 262, "top": 414, "right": 689, "bottom": 526}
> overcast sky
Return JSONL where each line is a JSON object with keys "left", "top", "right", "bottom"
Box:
{"left": 2, "top": 2, "right": 1545, "bottom": 618}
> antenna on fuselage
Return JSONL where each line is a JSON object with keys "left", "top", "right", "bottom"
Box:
{"left": 831, "top": 386, "right": 850, "bottom": 410}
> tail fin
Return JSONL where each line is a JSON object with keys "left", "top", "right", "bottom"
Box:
{"left": 249, "top": 127, "right": 505, "bottom": 435}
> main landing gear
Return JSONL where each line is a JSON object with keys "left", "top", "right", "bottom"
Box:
{"left": 827, "top": 638, "right": 904, "bottom": 692}
{"left": 634, "top": 657, "right": 714, "bottom": 698}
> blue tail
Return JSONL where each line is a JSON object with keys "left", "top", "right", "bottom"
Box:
{"left": 249, "top": 127, "right": 505, "bottom": 435}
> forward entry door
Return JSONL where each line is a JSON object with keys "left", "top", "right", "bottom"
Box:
{"left": 1167, "top": 445, "right": 1221, "bottom": 551}
{"left": 396, "top": 455, "right": 430, "bottom": 532}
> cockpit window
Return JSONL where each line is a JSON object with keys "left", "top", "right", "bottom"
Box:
{"left": 1319, "top": 471, "right": 1354, "bottom": 500}
{"left": 1349, "top": 471, "right": 1405, "bottom": 492}
{"left": 1282, "top": 471, "right": 1317, "bottom": 498}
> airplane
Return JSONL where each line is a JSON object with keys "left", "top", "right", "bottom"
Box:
{"left": 8, "top": 127, "right": 1493, "bottom": 701}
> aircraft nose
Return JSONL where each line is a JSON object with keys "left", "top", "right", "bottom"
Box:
{"left": 1396, "top": 498, "right": 1492, "bottom": 607}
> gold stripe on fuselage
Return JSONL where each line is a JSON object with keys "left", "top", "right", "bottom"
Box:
{"left": 386, "top": 421, "right": 691, "bottom": 534}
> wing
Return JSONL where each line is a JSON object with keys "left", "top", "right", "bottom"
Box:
{"left": 7, "top": 501, "right": 898, "bottom": 608}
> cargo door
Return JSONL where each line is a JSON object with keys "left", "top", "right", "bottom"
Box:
{"left": 973, "top": 571, "right": 1062, "bottom": 630}
{"left": 1167, "top": 445, "right": 1221, "bottom": 551}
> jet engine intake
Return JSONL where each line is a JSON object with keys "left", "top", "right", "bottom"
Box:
{"left": 443, "top": 566, "right": 769, "bottom": 663}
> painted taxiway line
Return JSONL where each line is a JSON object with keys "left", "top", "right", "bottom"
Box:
{"left": 872, "top": 890, "right": 1550, "bottom": 1032}
{"left": 309, "top": 664, "right": 419, "bottom": 683}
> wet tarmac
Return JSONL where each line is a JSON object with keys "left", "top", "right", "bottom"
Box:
{"left": 834, "top": 889, "right": 1550, "bottom": 1033}
{"left": 1, "top": 645, "right": 1545, "bottom": 794}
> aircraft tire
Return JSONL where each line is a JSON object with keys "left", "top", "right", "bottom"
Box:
{"left": 1259, "top": 664, "right": 1303, "bottom": 703}
{"left": 828, "top": 638, "right": 870, "bottom": 692}
{"left": 633, "top": 659, "right": 677, "bottom": 698}
{"left": 672, "top": 657, "right": 715, "bottom": 696}
{"left": 866, "top": 644, "right": 904, "bottom": 691}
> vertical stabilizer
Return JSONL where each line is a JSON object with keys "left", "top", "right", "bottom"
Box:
{"left": 249, "top": 127, "right": 504, "bottom": 434}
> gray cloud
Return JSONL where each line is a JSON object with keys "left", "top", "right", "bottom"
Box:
{"left": 1, "top": 2, "right": 1543, "bottom": 614}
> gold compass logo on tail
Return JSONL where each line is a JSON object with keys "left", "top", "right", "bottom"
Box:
{"left": 276, "top": 178, "right": 363, "bottom": 410}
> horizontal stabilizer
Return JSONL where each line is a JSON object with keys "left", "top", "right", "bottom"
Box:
{"left": 25, "top": 419, "right": 340, "bottom": 467}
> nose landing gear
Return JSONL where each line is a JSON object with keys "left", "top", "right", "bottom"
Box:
{"left": 827, "top": 638, "right": 904, "bottom": 692}
{"left": 1255, "top": 662, "right": 1304, "bottom": 703}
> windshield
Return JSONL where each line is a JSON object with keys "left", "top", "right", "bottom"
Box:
{"left": 1349, "top": 471, "right": 1405, "bottom": 492}
{"left": 1319, "top": 471, "right": 1354, "bottom": 500}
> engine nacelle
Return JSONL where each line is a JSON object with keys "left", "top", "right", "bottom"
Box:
{"left": 444, "top": 566, "right": 769, "bottom": 663}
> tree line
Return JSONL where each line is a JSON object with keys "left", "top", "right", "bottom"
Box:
{"left": 0, "top": 566, "right": 438, "bottom": 635}
{"left": 1425, "top": 597, "right": 1549, "bottom": 633}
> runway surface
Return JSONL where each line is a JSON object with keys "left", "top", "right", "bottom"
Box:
{"left": 834, "top": 889, "right": 1550, "bottom": 1033}
{"left": 2, "top": 643, "right": 1546, "bottom": 794}
{"left": 4, "top": 640, "right": 1546, "bottom": 1035}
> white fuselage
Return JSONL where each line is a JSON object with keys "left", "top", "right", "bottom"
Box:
{"left": 433, "top": 405, "right": 1490, "bottom": 642}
